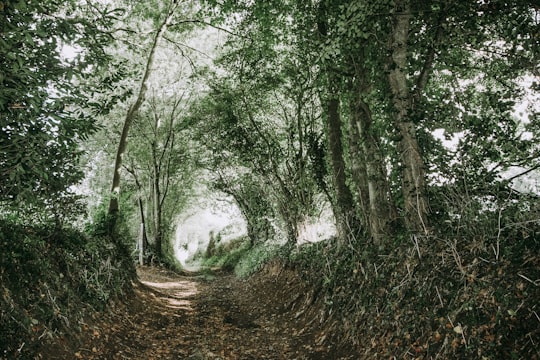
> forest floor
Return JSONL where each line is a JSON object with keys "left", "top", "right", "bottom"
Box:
{"left": 41, "top": 265, "right": 355, "bottom": 360}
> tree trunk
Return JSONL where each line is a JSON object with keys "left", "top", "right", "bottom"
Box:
{"left": 349, "top": 72, "right": 394, "bottom": 245}
{"left": 326, "top": 86, "right": 360, "bottom": 244}
{"left": 152, "top": 147, "right": 163, "bottom": 258}
{"left": 137, "top": 190, "right": 149, "bottom": 265}
{"left": 138, "top": 222, "right": 145, "bottom": 266}
{"left": 123, "top": 162, "right": 148, "bottom": 264}
{"left": 108, "top": 2, "right": 177, "bottom": 217}
{"left": 348, "top": 99, "right": 370, "bottom": 228}
{"left": 387, "top": 0, "right": 429, "bottom": 234}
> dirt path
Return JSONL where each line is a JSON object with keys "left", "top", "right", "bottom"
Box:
{"left": 62, "top": 266, "right": 354, "bottom": 360}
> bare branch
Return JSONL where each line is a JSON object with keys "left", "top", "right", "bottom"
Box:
{"left": 168, "top": 19, "right": 242, "bottom": 37}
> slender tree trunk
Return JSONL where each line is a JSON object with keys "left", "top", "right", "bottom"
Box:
{"left": 152, "top": 146, "right": 163, "bottom": 258}
{"left": 123, "top": 162, "right": 148, "bottom": 264}
{"left": 387, "top": 0, "right": 429, "bottom": 233}
{"left": 137, "top": 196, "right": 148, "bottom": 265}
{"left": 326, "top": 84, "right": 360, "bottom": 244}
{"left": 108, "top": 2, "right": 177, "bottom": 217}
{"left": 349, "top": 71, "right": 394, "bottom": 245}
{"left": 348, "top": 99, "right": 370, "bottom": 228}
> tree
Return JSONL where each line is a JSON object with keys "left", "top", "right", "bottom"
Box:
{"left": 386, "top": 0, "right": 431, "bottom": 233}
{"left": 0, "top": 0, "right": 119, "bottom": 221}
{"left": 108, "top": 0, "right": 180, "bottom": 218}
{"left": 126, "top": 93, "right": 194, "bottom": 259}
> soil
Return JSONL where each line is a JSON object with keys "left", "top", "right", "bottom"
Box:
{"left": 41, "top": 265, "right": 356, "bottom": 359}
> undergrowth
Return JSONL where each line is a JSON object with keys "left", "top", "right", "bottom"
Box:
{"left": 0, "top": 217, "right": 135, "bottom": 359}
{"left": 233, "top": 242, "right": 287, "bottom": 278}
{"left": 200, "top": 237, "right": 286, "bottom": 278}
{"left": 286, "top": 221, "right": 540, "bottom": 359}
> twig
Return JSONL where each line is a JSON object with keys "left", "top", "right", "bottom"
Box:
{"left": 494, "top": 206, "right": 503, "bottom": 261}
{"left": 505, "top": 163, "right": 540, "bottom": 183}
{"left": 528, "top": 333, "right": 535, "bottom": 346}
{"left": 411, "top": 234, "right": 421, "bottom": 260}
{"left": 435, "top": 286, "right": 444, "bottom": 307}
{"left": 458, "top": 322, "right": 468, "bottom": 348}
{"left": 518, "top": 273, "right": 539, "bottom": 286}
{"left": 448, "top": 240, "right": 466, "bottom": 276}
{"left": 478, "top": 256, "right": 494, "bottom": 264}
{"left": 447, "top": 315, "right": 454, "bottom": 328}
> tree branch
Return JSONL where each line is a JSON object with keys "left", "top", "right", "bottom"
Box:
{"left": 411, "top": 8, "right": 447, "bottom": 108}
{"left": 168, "top": 19, "right": 241, "bottom": 37}
{"left": 505, "top": 163, "right": 540, "bottom": 183}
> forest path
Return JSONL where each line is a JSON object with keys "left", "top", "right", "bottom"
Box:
{"left": 68, "top": 265, "right": 351, "bottom": 360}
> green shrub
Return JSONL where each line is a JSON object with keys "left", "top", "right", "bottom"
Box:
{"left": 234, "top": 242, "right": 283, "bottom": 278}
{"left": 0, "top": 218, "right": 134, "bottom": 359}
{"left": 201, "top": 237, "right": 251, "bottom": 271}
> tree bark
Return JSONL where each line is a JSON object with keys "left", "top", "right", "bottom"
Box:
{"left": 387, "top": 0, "right": 429, "bottom": 234}
{"left": 136, "top": 178, "right": 148, "bottom": 265}
{"left": 152, "top": 143, "right": 163, "bottom": 258}
{"left": 108, "top": 2, "right": 178, "bottom": 217}
{"left": 347, "top": 105, "right": 370, "bottom": 228}
{"left": 326, "top": 85, "right": 360, "bottom": 244}
{"left": 123, "top": 162, "right": 148, "bottom": 264}
{"left": 349, "top": 71, "right": 394, "bottom": 245}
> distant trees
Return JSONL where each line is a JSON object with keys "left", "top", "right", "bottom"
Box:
{"left": 125, "top": 93, "right": 195, "bottom": 261}
{"left": 83, "top": 0, "right": 203, "bottom": 261}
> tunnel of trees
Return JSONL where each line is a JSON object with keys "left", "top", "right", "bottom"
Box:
{"left": 1, "top": 0, "right": 539, "bottom": 358}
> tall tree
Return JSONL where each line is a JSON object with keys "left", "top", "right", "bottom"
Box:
{"left": 387, "top": 0, "right": 430, "bottom": 233}
{"left": 108, "top": 0, "right": 180, "bottom": 217}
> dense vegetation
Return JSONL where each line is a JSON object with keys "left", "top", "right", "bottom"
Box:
{"left": 0, "top": 216, "right": 134, "bottom": 358}
{"left": 1, "top": 0, "right": 539, "bottom": 358}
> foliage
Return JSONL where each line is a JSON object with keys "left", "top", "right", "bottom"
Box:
{"left": 198, "top": 235, "right": 286, "bottom": 278}
{"left": 0, "top": 0, "right": 122, "bottom": 209}
{"left": 201, "top": 0, "right": 540, "bottom": 240}
{"left": 233, "top": 242, "right": 287, "bottom": 278}
{"left": 125, "top": 93, "right": 196, "bottom": 260}
{"left": 191, "top": 53, "right": 325, "bottom": 243}
{"left": 288, "top": 194, "right": 540, "bottom": 358}
{"left": 0, "top": 218, "right": 134, "bottom": 359}
{"left": 1, "top": 0, "right": 539, "bottom": 356}
{"left": 201, "top": 236, "right": 251, "bottom": 272}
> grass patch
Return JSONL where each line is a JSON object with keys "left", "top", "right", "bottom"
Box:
{"left": 201, "top": 237, "right": 251, "bottom": 271}
{"left": 199, "top": 237, "right": 286, "bottom": 278}
{"left": 234, "top": 242, "right": 285, "bottom": 278}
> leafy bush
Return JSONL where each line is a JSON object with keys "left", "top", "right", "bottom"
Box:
{"left": 0, "top": 218, "right": 134, "bottom": 359}
{"left": 201, "top": 237, "right": 251, "bottom": 271}
{"left": 234, "top": 242, "right": 284, "bottom": 278}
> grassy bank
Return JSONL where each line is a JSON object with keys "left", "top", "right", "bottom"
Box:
{"left": 0, "top": 219, "right": 135, "bottom": 359}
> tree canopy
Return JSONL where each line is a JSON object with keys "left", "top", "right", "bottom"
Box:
{"left": 1, "top": 0, "right": 539, "bottom": 357}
